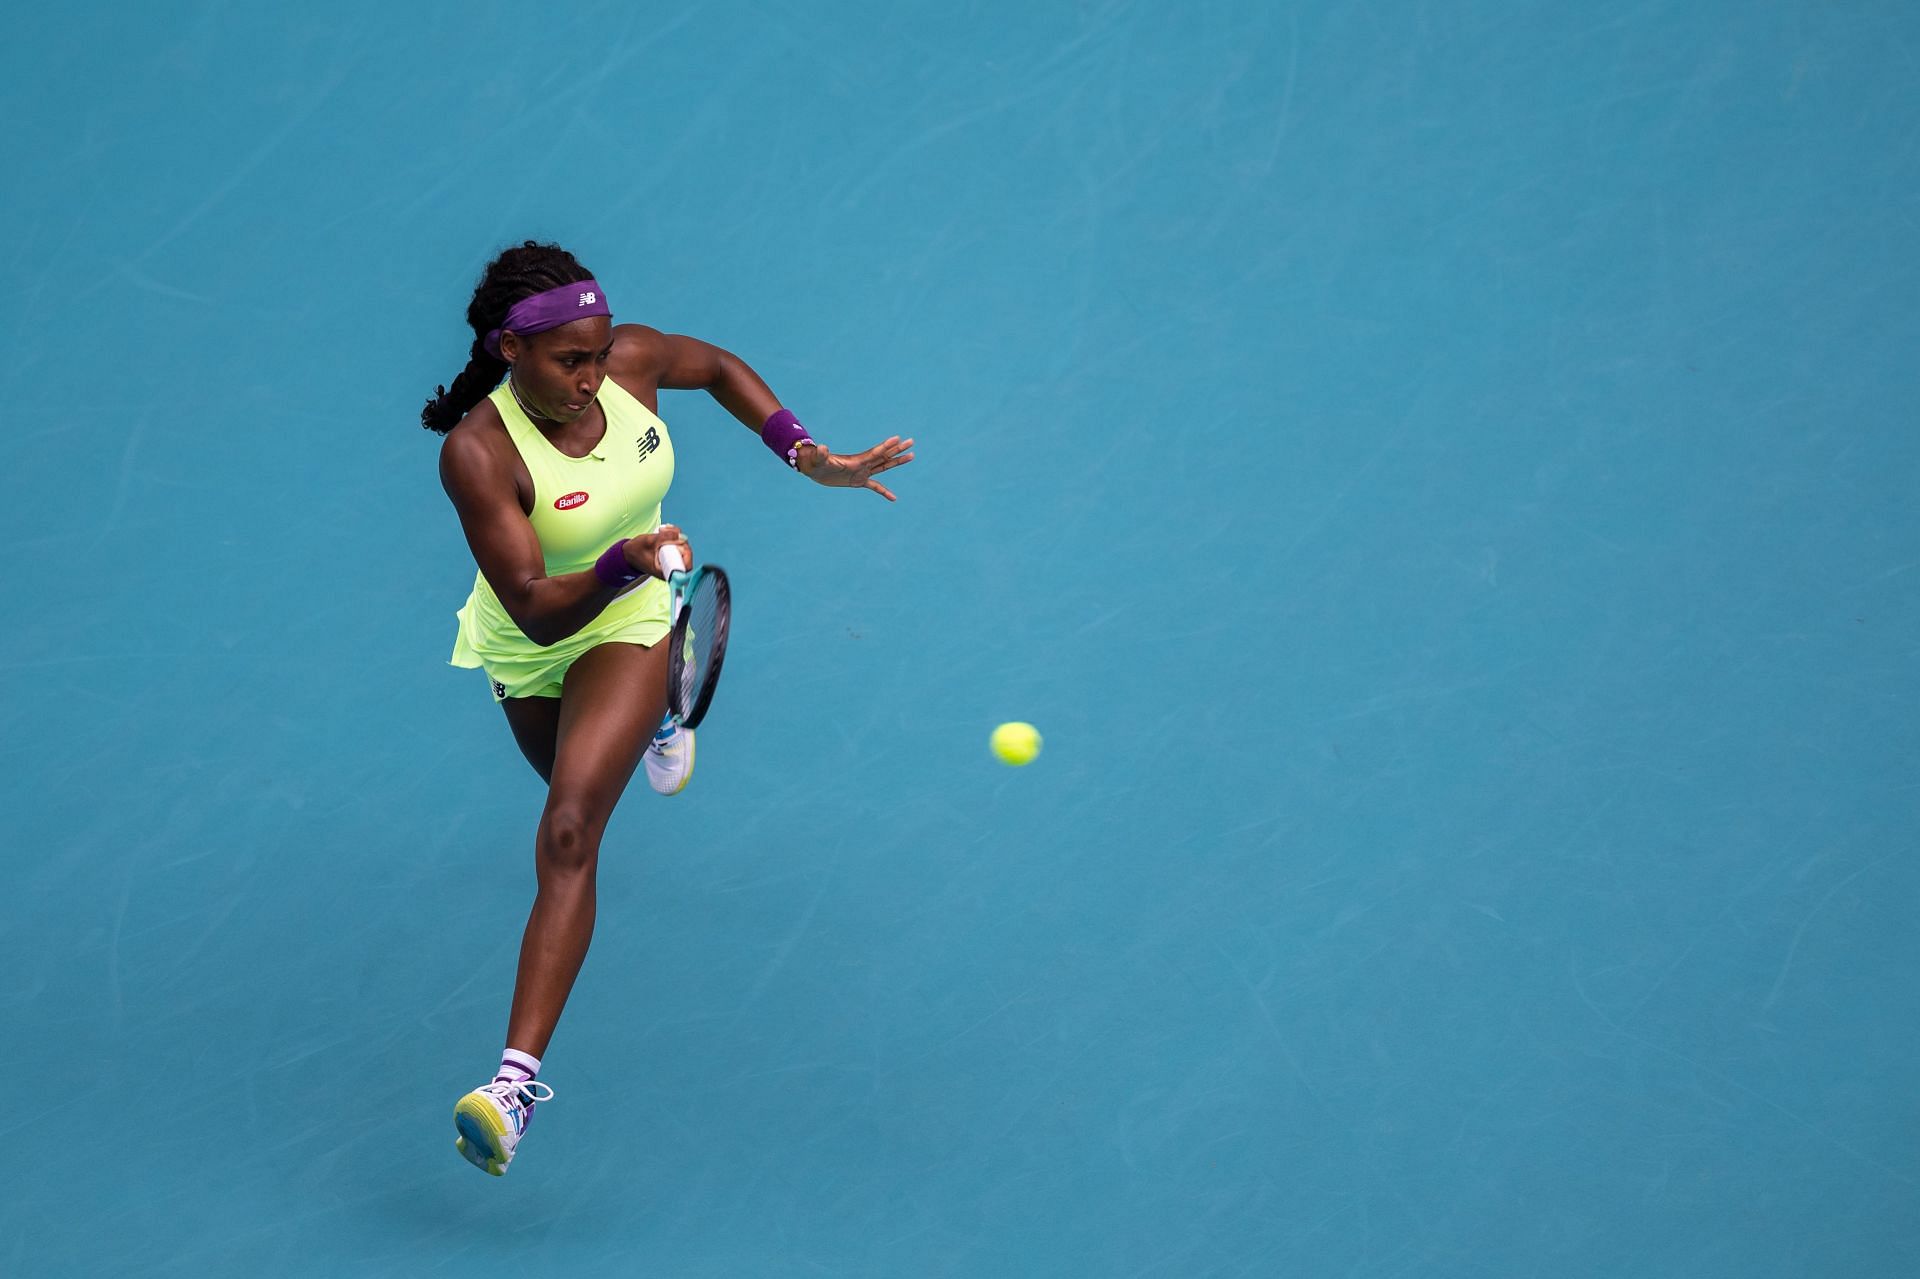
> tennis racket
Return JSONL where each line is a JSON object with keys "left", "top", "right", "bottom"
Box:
{"left": 655, "top": 542, "right": 731, "bottom": 729}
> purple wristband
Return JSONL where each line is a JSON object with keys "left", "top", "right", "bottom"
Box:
{"left": 760, "top": 408, "right": 817, "bottom": 470}
{"left": 594, "top": 540, "right": 641, "bottom": 588}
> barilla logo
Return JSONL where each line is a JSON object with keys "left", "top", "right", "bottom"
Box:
{"left": 555, "top": 491, "right": 590, "bottom": 510}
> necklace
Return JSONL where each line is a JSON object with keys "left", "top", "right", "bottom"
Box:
{"left": 506, "top": 368, "right": 553, "bottom": 425}
{"left": 507, "top": 366, "right": 606, "bottom": 460}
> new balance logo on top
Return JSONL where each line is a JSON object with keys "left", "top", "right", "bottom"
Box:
{"left": 636, "top": 426, "right": 661, "bottom": 463}
{"left": 579, "top": 291, "right": 597, "bottom": 306}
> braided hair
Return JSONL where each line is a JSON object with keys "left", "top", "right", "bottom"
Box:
{"left": 420, "top": 241, "right": 597, "bottom": 434}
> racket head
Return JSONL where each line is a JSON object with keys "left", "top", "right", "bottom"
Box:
{"left": 665, "top": 563, "right": 731, "bottom": 729}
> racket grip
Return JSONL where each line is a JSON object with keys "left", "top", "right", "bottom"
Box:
{"left": 656, "top": 542, "right": 688, "bottom": 579}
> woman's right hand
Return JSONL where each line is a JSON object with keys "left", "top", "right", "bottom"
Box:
{"left": 623, "top": 524, "right": 692, "bottom": 582}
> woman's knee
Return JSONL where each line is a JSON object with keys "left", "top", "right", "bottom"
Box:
{"left": 536, "top": 801, "right": 604, "bottom": 876}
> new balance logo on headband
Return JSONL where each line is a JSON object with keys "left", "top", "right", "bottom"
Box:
{"left": 484, "top": 280, "right": 610, "bottom": 359}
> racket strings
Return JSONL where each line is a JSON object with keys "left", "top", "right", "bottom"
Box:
{"left": 668, "top": 571, "right": 730, "bottom": 725}
{"left": 684, "top": 583, "right": 724, "bottom": 675}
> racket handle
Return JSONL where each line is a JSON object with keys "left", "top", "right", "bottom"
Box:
{"left": 656, "top": 542, "right": 688, "bottom": 580}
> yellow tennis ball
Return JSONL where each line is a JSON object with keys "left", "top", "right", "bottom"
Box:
{"left": 990, "top": 721, "right": 1042, "bottom": 766}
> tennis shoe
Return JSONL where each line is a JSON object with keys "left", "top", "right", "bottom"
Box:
{"left": 453, "top": 1078, "right": 554, "bottom": 1177}
{"left": 644, "top": 718, "right": 695, "bottom": 795}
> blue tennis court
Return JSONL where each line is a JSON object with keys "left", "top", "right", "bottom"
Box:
{"left": 6, "top": 2, "right": 1917, "bottom": 1274}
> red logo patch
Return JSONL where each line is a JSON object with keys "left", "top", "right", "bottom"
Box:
{"left": 554, "top": 491, "right": 590, "bottom": 510}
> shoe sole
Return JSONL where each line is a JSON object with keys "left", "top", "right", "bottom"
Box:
{"left": 453, "top": 1096, "right": 510, "bottom": 1176}
{"left": 454, "top": 1135, "right": 504, "bottom": 1176}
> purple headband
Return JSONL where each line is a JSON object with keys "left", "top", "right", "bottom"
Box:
{"left": 484, "top": 280, "right": 611, "bottom": 358}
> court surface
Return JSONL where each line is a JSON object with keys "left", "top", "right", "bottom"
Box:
{"left": 4, "top": 2, "right": 1917, "bottom": 1275}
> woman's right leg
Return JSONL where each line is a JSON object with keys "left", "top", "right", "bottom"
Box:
{"left": 501, "top": 694, "right": 561, "bottom": 784}
{"left": 502, "top": 639, "right": 671, "bottom": 1059}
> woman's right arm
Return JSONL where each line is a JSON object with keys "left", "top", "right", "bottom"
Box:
{"left": 438, "top": 426, "right": 687, "bottom": 647}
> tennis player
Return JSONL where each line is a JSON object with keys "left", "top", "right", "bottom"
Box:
{"left": 421, "top": 241, "right": 913, "bottom": 1175}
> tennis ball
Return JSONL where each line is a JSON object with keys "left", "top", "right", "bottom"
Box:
{"left": 990, "top": 721, "right": 1042, "bottom": 766}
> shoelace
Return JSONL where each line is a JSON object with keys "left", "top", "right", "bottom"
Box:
{"left": 480, "top": 1079, "right": 555, "bottom": 1108}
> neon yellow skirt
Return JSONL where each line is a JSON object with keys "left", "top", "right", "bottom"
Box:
{"left": 450, "top": 574, "right": 671, "bottom": 701}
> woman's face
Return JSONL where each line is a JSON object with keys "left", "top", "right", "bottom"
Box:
{"left": 504, "top": 317, "right": 614, "bottom": 424}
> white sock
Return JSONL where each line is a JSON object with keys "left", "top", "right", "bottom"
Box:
{"left": 495, "top": 1049, "right": 541, "bottom": 1084}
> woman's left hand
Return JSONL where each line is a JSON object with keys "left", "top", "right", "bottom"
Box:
{"left": 797, "top": 436, "right": 915, "bottom": 501}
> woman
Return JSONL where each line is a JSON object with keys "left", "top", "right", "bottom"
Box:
{"left": 422, "top": 241, "right": 913, "bottom": 1176}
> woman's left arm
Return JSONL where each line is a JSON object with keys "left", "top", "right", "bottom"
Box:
{"left": 609, "top": 324, "right": 915, "bottom": 501}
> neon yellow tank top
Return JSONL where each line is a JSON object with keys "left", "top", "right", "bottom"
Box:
{"left": 448, "top": 378, "right": 677, "bottom": 675}
{"left": 493, "top": 377, "right": 676, "bottom": 573}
